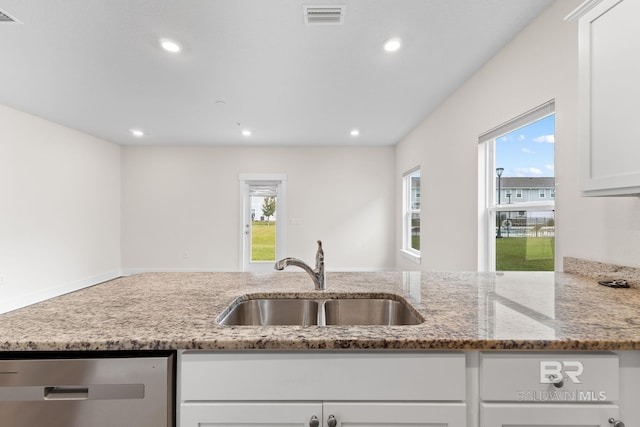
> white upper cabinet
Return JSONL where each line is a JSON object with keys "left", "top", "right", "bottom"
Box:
{"left": 572, "top": 0, "right": 640, "bottom": 196}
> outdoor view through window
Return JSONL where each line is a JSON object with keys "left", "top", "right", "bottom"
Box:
{"left": 495, "top": 114, "right": 555, "bottom": 271}
{"left": 250, "top": 191, "right": 277, "bottom": 262}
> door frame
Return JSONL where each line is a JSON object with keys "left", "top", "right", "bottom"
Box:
{"left": 238, "top": 173, "right": 287, "bottom": 272}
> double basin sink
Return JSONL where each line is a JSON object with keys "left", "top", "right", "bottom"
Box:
{"left": 218, "top": 294, "right": 424, "bottom": 326}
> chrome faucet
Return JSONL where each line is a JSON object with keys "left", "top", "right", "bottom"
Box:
{"left": 274, "top": 240, "right": 325, "bottom": 290}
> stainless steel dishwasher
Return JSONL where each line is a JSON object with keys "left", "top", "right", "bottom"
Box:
{"left": 0, "top": 352, "right": 174, "bottom": 426}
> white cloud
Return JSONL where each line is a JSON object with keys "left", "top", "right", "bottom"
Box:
{"left": 515, "top": 167, "right": 543, "bottom": 176}
{"left": 521, "top": 148, "right": 534, "bottom": 154}
{"left": 519, "top": 134, "right": 526, "bottom": 140}
{"left": 545, "top": 164, "right": 555, "bottom": 172}
{"left": 533, "top": 134, "right": 555, "bottom": 143}
{"left": 528, "top": 167, "right": 543, "bottom": 175}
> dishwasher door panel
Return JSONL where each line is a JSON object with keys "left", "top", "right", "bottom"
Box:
{"left": 0, "top": 355, "right": 173, "bottom": 427}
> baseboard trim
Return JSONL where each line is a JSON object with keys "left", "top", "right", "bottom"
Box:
{"left": 0, "top": 270, "right": 122, "bottom": 314}
{"left": 121, "top": 267, "right": 395, "bottom": 276}
{"left": 121, "top": 268, "right": 235, "bottom": 276}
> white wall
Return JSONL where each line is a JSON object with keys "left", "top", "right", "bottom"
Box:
{"left": 395, "top": 0, "right": 619, "bottom": 271}
{"left": 122, "top": 146, "right": 395, "bottom": 272}
{"left": 0, "top": 104, "right": 121, "bottom": 313}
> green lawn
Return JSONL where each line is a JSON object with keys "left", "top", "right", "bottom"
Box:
{"left": 251, "top": 221, "right": 276, "bottom": 261}
{"left": 251, "top": 221, "right": 552, "bottom": 270}
{"left": 411, "top": 235, "right": 420, "bottom": 251}
{"left": 496, "top": 237, "right": 554, "bottom": 271}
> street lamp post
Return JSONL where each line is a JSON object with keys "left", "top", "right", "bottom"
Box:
{"left": 496, "top": 168, "right": 504, "bottom": 238}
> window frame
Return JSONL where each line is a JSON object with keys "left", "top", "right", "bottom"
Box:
{"left": 477, "top": 100, "right": 555, "bottom": 272}
{"left": 401, "top": 167, "right": 421, "bottom": 263}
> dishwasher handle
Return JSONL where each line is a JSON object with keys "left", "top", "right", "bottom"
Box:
{"left": 41, "top": 384, "right": 145, "bottom": 401}
{"left": 44, "top": 386, "right": 89, "bottom": 400}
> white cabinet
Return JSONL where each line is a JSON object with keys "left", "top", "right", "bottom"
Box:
{"left": 181, "top": 402, "right": 466, "bottom": 427}
{"left": 482, "top": 404, "right": 618, "bottom": 427}
{"left": 181, "top": 402, "right": 322, "bottom": 427}
{"left": 179, "top": 402, "right": 322, "bottom": 427}
{"left": 178, "top": 351, "right": 467, "bottom": 427}
{"left": 324, "top": 402, "right": 466, "bottom": 427}
{"left": 178, "top": 350, "right": 636, "bottom": 427}
{"left": 480, "top": 352, "right": 621, "bottom": 427}
{"left": 574, "top": 0, "right": 640, "bottom": 196}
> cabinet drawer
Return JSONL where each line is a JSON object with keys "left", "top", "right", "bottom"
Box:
{"left": 180, "top": 351, "right": 465, "bottom": 401}
{"left": 480, "top": 352, "right": 618, "bottom": 402}
{"left": 481, "top": 403, "right": 619, "bottom": 427}
{"left": 181, "top": 402, "right": 322, "bottom": 427}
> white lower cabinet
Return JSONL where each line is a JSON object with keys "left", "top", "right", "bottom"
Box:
{"left": 181, "top": 401, "right": 466, "bottom": 427}
{"left": 179, "top": 351, "right": 635, "bottom": 427}
{"left": 181, "top": 402, "right": 322, "bottom": 427}
{"left": 480, "top": 352, "right": 621, "bottom": 427}
{"left": 324, "top": 402, "right": 466, "bottom": 427}
{"left": 178, "top": 351, "right": 467, "bottom": 427}
{"left": 481, "top": 403, "right": 618, "bottom": 427}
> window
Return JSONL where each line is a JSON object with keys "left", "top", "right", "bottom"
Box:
{"left": 478, "top": 101, "right": 555, "bottom": 272}
{"left": 402, "top": 168, "right": 420, "bottom": 260}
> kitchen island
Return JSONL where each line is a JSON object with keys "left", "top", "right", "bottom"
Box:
{"left": 0, "top": 270, "right": 639, "bottom": 351}
{"left": 2, "top": 270, "right": 640, "bottom": 427}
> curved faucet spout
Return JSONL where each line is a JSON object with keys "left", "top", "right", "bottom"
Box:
{"left": 275, "top": 257, "right": 316, "bottom": 275}
{"left": 274, "top": 241, "right": 325, "bottom": 290}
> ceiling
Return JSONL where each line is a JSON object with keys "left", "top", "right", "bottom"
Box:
{"left": 0, "top": 0, "right": 553, "bottom": 147}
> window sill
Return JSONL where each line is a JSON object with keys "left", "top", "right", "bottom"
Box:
{"left": 400, "top": 249, "right": 421, "bottom": 264}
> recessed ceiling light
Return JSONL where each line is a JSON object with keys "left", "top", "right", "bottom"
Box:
{"left": 130, "top": 129, "right": 144, "bottom": 137}
{"left": 242, "top": 129, "right": 252, "bottom": 137}
{"left": 350, "top": 129, "right": 360, "bottom": 137}
{"left": 384, "top": 38, "right": 402, "bottom": 52}
{"left": 160, "top": 38, "right": 182, "bottom": 53}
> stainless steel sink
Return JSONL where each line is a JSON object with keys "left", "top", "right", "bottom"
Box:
{"left": 323, "top": 298, "right": 423, "bottom": 326}
{"left": 218, "top": 295, "right": 423, "bottom": 326}
{"left": 218, "top": 298, "right": 319, "bottom": 326}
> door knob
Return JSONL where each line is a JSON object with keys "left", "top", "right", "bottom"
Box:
{"left": 309, "top": 415, "right": 319, "bottom": 427}
{"left": 547, "top": 373, "right": 564, "bottom": 388}
{"left": 327, "top": 415, "right": 337, "bottom": 427}
{"left": 609, "top": 418, "right": 625, "bottom": 427}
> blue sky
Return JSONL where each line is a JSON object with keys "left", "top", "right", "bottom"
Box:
{"left": 495, "top": 114, "right": 555, "bottom": 177}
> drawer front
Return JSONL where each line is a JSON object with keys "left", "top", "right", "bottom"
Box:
{"left": 180, "top": 351, "right": 465, "bottom": 401}
{"left": 481, "top": 403, "right": 619, "bottom": 427}
{"left": 181, "top": 402, "right": 322, "bottom": 427}
{"left": 480, "top": 352, "right": 618, "bottom": 402}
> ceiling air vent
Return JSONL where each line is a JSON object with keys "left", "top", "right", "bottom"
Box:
{"left": 303, "top": 5, "right": 345, "bottom": 25}
{"left": 0, "top": 9, "right": 20, "bottom": 23}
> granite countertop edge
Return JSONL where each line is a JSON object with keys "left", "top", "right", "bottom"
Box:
{"left": 1, "top": 270, "right": 640, "bottom": 352}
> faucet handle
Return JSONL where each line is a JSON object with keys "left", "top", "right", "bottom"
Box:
{"left": 316, "top": 240, "right": 324, "bottom": 266}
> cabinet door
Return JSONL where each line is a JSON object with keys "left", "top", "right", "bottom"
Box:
{"left": 181, "top": 402, "right": 322, "bottom": 427}
{"left": 481, "top": 403, "right": 618, "bottom": 427}
{"left": 323, "top": 402, "right": 466, "bottom": 427}
{"left": 579, "top": 0, "right": 640, "bottom": 195}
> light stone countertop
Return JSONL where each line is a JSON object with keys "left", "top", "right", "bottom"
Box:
{"left": 1, "top": 270, "right": 640, "bottom": 351}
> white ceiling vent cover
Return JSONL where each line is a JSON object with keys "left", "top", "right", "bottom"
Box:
{"left": 0, "top": 9, "right": 20, "bottom": 23}
{"left": 303, "top": 5, "right": 345, "bottom": 25}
